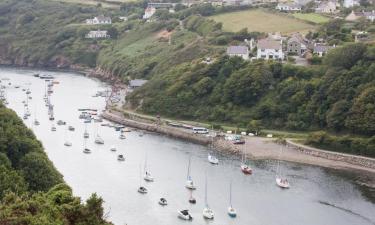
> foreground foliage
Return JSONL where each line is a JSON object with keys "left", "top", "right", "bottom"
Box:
{"left": 0, "top": 104, "right": 111, "bottom": 224}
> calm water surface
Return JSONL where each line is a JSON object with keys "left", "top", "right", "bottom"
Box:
{"left": 1, "top": 67, "right": 375, "bottom": 225}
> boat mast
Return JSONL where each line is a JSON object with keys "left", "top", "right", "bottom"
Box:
{"left": 205, "top": 173, "right": 208, "bottom": 207}
{"left": 229, "top": 180, "right": 233, "bottom": 207}
{"left": 187, "top": 156, "right": 191, "bottom": 180}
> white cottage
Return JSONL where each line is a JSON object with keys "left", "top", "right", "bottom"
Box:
{"left": 226, "top": 46, "right": 249, "bottom": 60}
{"left": 86, "top": 15, "right": 112, "bottom": 25}
{"left": 256, "top": 39, "right": 284, "bottom": 60}
{"left": 86, "top": 30, "right": 110, "bottom": 39}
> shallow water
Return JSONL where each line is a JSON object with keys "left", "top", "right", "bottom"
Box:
{"left": 1, "top": 67, "right": 375, "bottom": 225}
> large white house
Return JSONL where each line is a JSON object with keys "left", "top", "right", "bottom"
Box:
{"left": 256, "top": 39, "right": 284, "bottom": 60}
{"left": 226, "top": 46, "right": 249, "bottom": 60}
{"left": 276, "top": 3, "right": 302, "bottom": 11}
{"left": 86, "top": 30, "right": 110, "bottom": 39}
{"left": 86, "top": 15, "right": 112, "bottom": 25}
{"left": 343, "top": 0, "right": 360, "bottom": 8}
{"left": 143, "top": 7, "right": 156, "bottom": 19}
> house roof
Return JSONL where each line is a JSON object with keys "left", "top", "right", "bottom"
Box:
{"left": 277, "top": 3, "right": 301, "bottom": 8}
{"left": 96, "top": 15, "right": 111, "bottom": 22}
{"left": 227, "top": 46, "right": 248, "bottom": 55}
{"left": 288, "top": 34, "right": 308, "bottom": 45}
{"left": 257, "top": 39, "right": 282, "bottom": 50}
{"left": 129, "top": 79, "right": 148, "bottom": 87}
{"left": 313, "top": 44, "right": 332, "bottom": 53}
{"left": 88, "top": 30, "right": 108, "bottom": 35}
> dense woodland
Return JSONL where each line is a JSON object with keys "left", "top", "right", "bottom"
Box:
{"left": 0, "top": 0, "right": 374, "bottom": 156}
{"left": 0, "top": 103, "right": 112, "bottom": 224}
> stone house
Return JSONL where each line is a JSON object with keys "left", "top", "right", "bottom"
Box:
{"left": 313, "top": 43, "right": 334, "bottom": 57}
{"left": 287, "top": 34, "right": 309, "bottom": 56}
{"left": 315, "top": 1, "right": 337, "bottom": 13}
{"left": 276, "top": 3, "right": 302, "bottom": 11}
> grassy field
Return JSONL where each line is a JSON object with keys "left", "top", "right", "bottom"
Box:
{"left": 293, "top": 13, "right": 330, "bottom": 24}
{"left": 209, "top": 9, "right": 316, "bottom": 34}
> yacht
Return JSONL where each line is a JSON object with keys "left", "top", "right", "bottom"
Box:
{"left": 276, "top": 177, "right": 290, "bottom": 189}
{"left": 83, "top": 148, "right": 91, "bottom": 154}
{"left": 185, "top": 156, "right": 196, "bottom": 190}
{"left": 202, "top": 174, "right": 214, "bottom": 220}
{"left": 178, "top": 210, "right": 192, "bottom": 220}
{"left": 64, "top": 141, "right": 72, "bottom": 147}
{"left": 110, "top": 145, "right": 117, "bottom": 151}
{"left": 227, "top": 181, "right": 237, "bottom": 218}
{"left": 138, "top": 186, "right": 147, "bottom": 194}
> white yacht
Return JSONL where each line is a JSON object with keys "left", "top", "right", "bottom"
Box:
{"left": 208, "top": 154, "right": 219, "bottom": 165}
{"left": 178, "top": 210, "right": 192, "bottom": 220}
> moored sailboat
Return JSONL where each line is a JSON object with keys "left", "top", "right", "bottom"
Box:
{"left": 185, "top": 156, "right": 196, "bottom": 190}
{"left": 276, "top": 147, "right": 290, "bottom": 189}
{"left": 202, "top": 174, "right": 214, "bottom": 220}
{"left": 227, "top": 180, "right": 237, "bottom": 218}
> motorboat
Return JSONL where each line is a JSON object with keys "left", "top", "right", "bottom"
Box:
{"left": 64, "top": 141, "right": 72, "bottom": 147}
{"left": 178, "top": 210, "right": 192, "bottom": 220}
{"left": 138, "top": 186, "right": 147, "bottom": 194}
{"left": 241, "top": 164, "right": 252, "bottom": 175}
{"left": 276, "top": 177, "right": 290, "bottom": 189}
{"left": 110, "top": 145, "right": 117, "bottom": 151}
{"left": 95, "top": 135, "right": 104, "bottom": 144}
{"left": 117, "top": 154, "right": 125, "bottom": 161}
{"left": 144, "top": 172, "right": 154, "bottom": 182}
{"left": 68, "top": 126, "right": 75, "bottom": 131}
{"left": 83, "top": 148, "right": 91, "bottom": 154}
{"left": 119, "top": 134, "right": 126, "bottom": 139}
{"left": 228, "top": 206, "right": 237, "bottom": 218}
{"left": 202, "top": 207, "right": 214, "bottom": 220}
{"left": 208, "top": 154, "right": 219, "bottom": 165}
{"left": 158, "top": 198, "right": 168, "bottom": 206}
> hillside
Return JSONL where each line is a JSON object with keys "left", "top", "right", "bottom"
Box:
{"left": 0, "top": 103, "right": 111, "bottom": 224}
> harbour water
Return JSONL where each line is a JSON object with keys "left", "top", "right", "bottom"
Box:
{"left": 1, "top": 67, "right": 375, "bottom": 225}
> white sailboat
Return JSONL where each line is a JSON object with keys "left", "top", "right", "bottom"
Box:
{"left": 227, "top": 180, "right": 237, "bottom": 218}
{"left": 64, "top": 127, "right": 72, "bottom": 147}
{"left": 276, "top": 147, "right": 290, "bottom": 189}
{"left": 185, "top": 156, "right": 196, "bottom": 190}
{"left": 202, "top": 174, "right": 214, "bottom": 220}
{"left": 110, "top": 145, "right": 117, "bottom": 151}
{"left": 143, "top": 153, "right": 154, "bottom": 182}
{"left": 138, "top": 164, "right": 148, "bottom": 194}
{"left": 94, "top": 125, "right": 104, "bottom": 144}
{"left": 178, "top": 209, "right": 192, "bottom": 220}
{"left": 83, "top": 138, "right": 91, "bottom": 154}
{"left": 84, "top": 123, "right": 89, "bottom": 139}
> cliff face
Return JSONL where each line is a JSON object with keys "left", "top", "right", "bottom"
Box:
{"left": 0, "top": 43, "right": 72, "bottom": 68}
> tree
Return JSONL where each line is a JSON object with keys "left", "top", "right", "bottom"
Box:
{"left": 324, "top": 43, "right": 367, "bottom": 69}
{"left": 0, "top": 165, "right": 27, "bottom": 199}
{"left": 326, "top": 100, "right": 350, "bottom": 131}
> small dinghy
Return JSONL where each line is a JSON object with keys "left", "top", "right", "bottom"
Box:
{"left": 138, "top": 186, "right": 147, "bottom": 194}
{"left": 189, "top": 196, "right": 197, "bottom": 204}
{"left": 51, "top": 125, "right": 56, "bottom": 131}
{"left": 68, "top": 126, "right": 75, "bottom": 131}
{"left": 57, "top": 120, "right": 65, "bottom": 125}
{"left": 83, "top": 148, "right": 91, "bottom": 154}
{"left": 119, "top": 134, "right": 126, "bottom": 139}
{"left": 64, "top": 141, "right": 72, "bottom": 147}
{"left": 208, "top": 154, "right": 219, "bottom": 165}
{"left": 241, "top": 164, "right": 252, "bottom": 175}
{"left": 34, "top": 120, "right": 40, "bottom": 126}
{"left": 158, "top": 198, "right": 168, "bottom": 206}
{"left": 178, "top": 210, "right": 192, "bottom": 220}
{"left": 84, "top": 132, "right": 89, "bottom": 138}
{"left": 117, "top": 154, "right": 125, "bottom": 161}
{"left": 110, "top": 145, "right": 117, "bottom": 151}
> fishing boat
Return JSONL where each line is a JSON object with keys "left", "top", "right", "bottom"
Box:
{"left": 276, "top": 147, "right": 290, "bottom": 189}
{"left": 143, "top": 153, "right": 154, "bottom": 182}
{"left": 202, "top": 174, "right": 214, "bottom": 220}
{"left": 208, "top": 154, "right": 219, "bottom": 165}
{"left": 95, "top": 135, "right": 104, "bottom": 144}
{"left": 178, "top": 210, "right": 192, "bottom": 220}
{"left": 138, "top": 165, "right": 148, "bottom": 194}
{"left": 227, "top": 181, "right": 237, "bottom": 218}
{"left": 158, "top": 198, "right": 168, "bottom": 206}
{"left": 185, "top": 156, "right": 196, "bottom": 190}
{"left": 240, "top": 153, "right": 252, "bottom": 175}
{"left": 117, "top": 154, "right": 125, "bottom": 161}
{"left": 110, "top": 145, "right": 117, "bottom": 151}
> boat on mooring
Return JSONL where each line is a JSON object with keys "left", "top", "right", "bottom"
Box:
{"left": 227, "top": 180, "right": 237, "bottom": 218}
{"left": 202, "top": 174, "right": 214, "bottom": 220}
{"left": 158, "top": 198, "right": 168, "bottom": 206}
{"left": 178, "top": 210, "right": 192, "bottom": 220}
{"left": 185, "top": 156, "right": 196, "bottom": 190}
{"left": 117, "top": 154, "right": 125, "bottom": 161}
